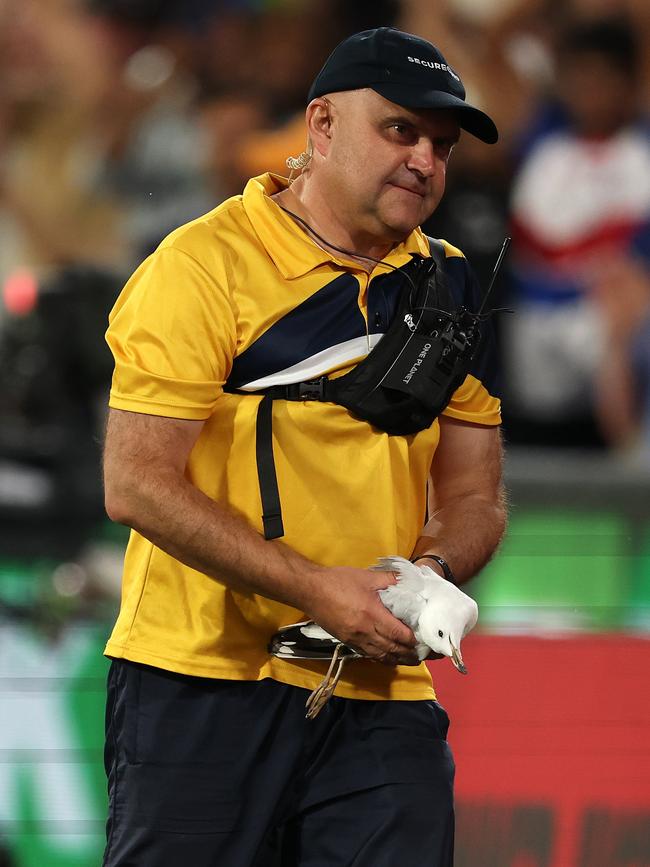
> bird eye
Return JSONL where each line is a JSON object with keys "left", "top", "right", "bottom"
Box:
{"left": 438, "top": 630, "right": 444, "bottom": 638}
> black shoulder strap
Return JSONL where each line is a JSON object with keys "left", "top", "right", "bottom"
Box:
{"left": 424, "top": 236, "right": 455, "bottom": 313}
{"left": 255, "top": 393, "right": 284, "bottom": 539}
{"left": 240, "top": 237, "right": 448, "bottom": 541}
{"left": 426, "top": 236, "right": 447, "bottom": 273}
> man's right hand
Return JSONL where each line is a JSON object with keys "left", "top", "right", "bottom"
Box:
{"left": 299, "top": 566, "right": 420, "bottom": 666}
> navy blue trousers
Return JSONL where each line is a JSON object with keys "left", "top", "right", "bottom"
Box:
{"left": 102, "top": 659, "right": 455, "bottom": 867}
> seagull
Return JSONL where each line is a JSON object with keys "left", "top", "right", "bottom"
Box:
{"left": 268, "top": 555, "right": 479, "bottom": 717}
{"left": 374, "top": 556, "right": 478, "bottom": 673}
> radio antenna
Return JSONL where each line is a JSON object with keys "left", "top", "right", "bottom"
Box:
{"left": 477, "top": 236, "right": 511, "bottom": 316}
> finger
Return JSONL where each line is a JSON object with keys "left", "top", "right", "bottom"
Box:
{"left": 397, "top": 652, "right": 422, "bottom": 666}
{"left": 370, "top": 636, "right": 418, "bottom": 666}
{"left": 370, "top": 595, "right": 417, "bottom": 641}
{"left": 352, "top": 637, "right": 410, "bottom": 666}
{"left": 375, "top": 650, "right": 420, "bottom": 667}
{"left": 373, "top": 615, "right": 418, "bottom": 650}
{"left": 370, "top": 570, "right": 400, "bottom": 591}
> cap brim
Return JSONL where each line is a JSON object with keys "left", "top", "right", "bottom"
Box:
{"left": 371, "top": 82, "right": 499, "bottom": 144}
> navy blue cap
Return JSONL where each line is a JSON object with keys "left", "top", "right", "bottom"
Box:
{"left": 308, "top": 27, "right": 498, "bottom": 144}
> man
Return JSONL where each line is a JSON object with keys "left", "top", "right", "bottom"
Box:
{"left": 102, "top": 26, "right": 505, "bottom": 867}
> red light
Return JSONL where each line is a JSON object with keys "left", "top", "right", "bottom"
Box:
{"left": 3, "top": 269, "right": 39, "bottom": 316}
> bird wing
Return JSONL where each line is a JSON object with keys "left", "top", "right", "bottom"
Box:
{"left": 378, "top": 583, "right": 425, "bottom": 631}
{"left": 373, "top": 556, "right": 430, "bottom": 594}
{"left": 268, "top": 620, "right": 361, "bottom": 660}
{"left": 301, "top": 623, "right": 337, "bottom": 641}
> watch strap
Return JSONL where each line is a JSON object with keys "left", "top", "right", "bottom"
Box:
{"left": 411, "top": 553, "right": 456, "bottom": 584}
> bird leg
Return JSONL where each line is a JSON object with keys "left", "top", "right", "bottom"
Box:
{"left": 305, "top": 644, "right": 348, "bottom": 719}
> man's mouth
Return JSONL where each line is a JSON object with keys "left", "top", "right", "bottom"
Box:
{"left": 388, "top": 182, "right": 426, "bottom": 199}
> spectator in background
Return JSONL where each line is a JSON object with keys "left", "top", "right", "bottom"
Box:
{"left": 0, "top": 0, "right": 226, "bottom": 280}
{"left": 593, "top": 224, "right": 650, "bottom": 463}
{"left": 96, "top": 33, "right": 217, "bottom": 261}
{"left": 403, "top": 0, "right": 549, "bottom": 311}
{"left": 0, "top": 0, "right": 126, "bottom": 281}
{"left": 504, "top": 16, "right": 650, "bottom": 447}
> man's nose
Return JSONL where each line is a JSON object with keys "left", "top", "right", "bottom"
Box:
{"left": 407, "top": 138, "right": 436, "bottom": 177}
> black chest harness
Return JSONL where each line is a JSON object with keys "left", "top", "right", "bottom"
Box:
{"left": 225, "top": 237, "right": 506, "bottom": 541}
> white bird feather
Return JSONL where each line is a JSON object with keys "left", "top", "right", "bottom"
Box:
{"left": 375, "top": 556, "right": 479, "bottom": 671}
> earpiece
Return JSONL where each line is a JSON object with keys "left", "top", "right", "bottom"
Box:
{"left": 286, "top": 130, "right": 316, "bottom": 182}
{"left": 285, "top": 150, "right": 312, "bottom": 181}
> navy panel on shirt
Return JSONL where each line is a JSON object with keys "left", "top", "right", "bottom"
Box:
{"left": 227, "top": 249, "right": 500, "bottom": 399}
{"left": 367, "top": 266, "right": 414, "bottom": 336}
{"left": 227, "top": 273, "right": 366, "bottom": 389}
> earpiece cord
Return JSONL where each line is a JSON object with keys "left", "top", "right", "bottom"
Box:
{"left": 277, "top": 206, "right": 420, "bottom": 298}
{"left": 278, "top": 206, "right": 511, "bottom": 320}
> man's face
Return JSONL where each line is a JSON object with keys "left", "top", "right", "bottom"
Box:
{"left": 318, "top": 89, "right": 461, "bottom": 243}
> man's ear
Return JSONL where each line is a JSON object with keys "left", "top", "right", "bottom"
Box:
{"left": 305, "top": 98, "right": 334, "bottom": 157}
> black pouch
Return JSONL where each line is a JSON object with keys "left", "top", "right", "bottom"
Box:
{"left": 328, "top": 245, "right": 481, "bottom": 434}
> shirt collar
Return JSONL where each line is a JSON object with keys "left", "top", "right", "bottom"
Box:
{"left": 242, "top": 172, "right": 431, "bottom": 280}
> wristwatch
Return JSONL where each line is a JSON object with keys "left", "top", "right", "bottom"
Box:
{"left": 410, "top": 553, "right": 456, "bottom": 584}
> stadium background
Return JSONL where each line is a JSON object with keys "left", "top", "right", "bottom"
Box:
{"left": 1, "top": 0, "right": 649, "bottom": 865}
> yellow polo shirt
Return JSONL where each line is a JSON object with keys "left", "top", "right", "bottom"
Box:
{"left": 105, "top": 172, "right": 501, "bottom": 700}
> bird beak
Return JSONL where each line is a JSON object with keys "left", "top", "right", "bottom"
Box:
{"left": 450, "top": 641, "right": 467, "bottom": 675}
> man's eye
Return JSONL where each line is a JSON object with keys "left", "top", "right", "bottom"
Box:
{"left": 390, "top": 124, "right": 416, "bottom": 142}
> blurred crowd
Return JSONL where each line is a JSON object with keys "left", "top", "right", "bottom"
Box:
{"left": 1, "top": 0, "right": 650, "bottom": 565}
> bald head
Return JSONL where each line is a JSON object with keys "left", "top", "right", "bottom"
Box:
{"left": 297, "top": 87, "right": 459, "bottom": 245}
